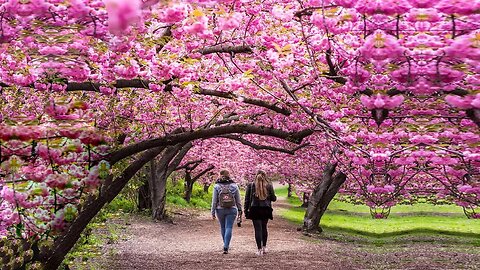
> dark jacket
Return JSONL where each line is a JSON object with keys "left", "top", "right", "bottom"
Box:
{"left": 244, "top": 182, "right": 277, "bottom": 214}
{"left": 216, "top": 176, "right": 234, "bottom": 184}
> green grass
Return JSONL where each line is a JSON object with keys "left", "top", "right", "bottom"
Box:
{"left": 275, "top": 185, "right": 480, "bottom": 245}
{"left": 166, "top": 180, "right": 212, "bottom": 209}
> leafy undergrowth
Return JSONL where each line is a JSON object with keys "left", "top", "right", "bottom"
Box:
{"left": 275, "top": 186, "right": 480, "bottom": 247}
{"left": 166, "top": 180, "right": 212, "bottom": 209}
{"left": 65, "top": 208, "right": 133, "bottom": 270}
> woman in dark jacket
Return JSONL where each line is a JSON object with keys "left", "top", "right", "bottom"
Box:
{"left": 244, "top": 170, "right": 276, "bottom": 255}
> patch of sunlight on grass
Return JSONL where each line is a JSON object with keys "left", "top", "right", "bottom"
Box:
{"left": 274, "top": 184, "right": 480, "bottom": 241}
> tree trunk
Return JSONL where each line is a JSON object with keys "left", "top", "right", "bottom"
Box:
{"left": 44, "top": 147, "right": 165, "bottom": 270}
{"left": 150, "top": 159, "right": 170, "bottom": 221}
{"left": 138, "top": 164, "right": 151, "bottom": 211}
{"left": 138, "top": 181, "right": 151, "bottom": 210}
{"left": 184, "top": 164, "right": 214, "bottom": 202}
{"left": 150, "top": 143, "right": 192, "bottom": 220}
{"left": 203, "top": 183, "right": 211, "bottom": 193}
{"left": 184, "top": 171, "right": 194, "bottom": 202}
{"left": 301, "top": 192, "right": 309, "bottom": 208}
{"left": 287, "top": 183, "right": 292, "bottom": 198}
{"left": 303, "top": 162, "right": 347, "bottom": 233}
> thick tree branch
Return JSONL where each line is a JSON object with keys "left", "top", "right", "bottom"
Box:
{"left": 107, "top": 124, "right": 314, "bottom": 165}
{"left": 219, "top": 135, "right": 309, "bottom": 155}
{"left": 198, "top": 44, "right": 253, "bottom": 55}
{"left": 44, "top": 146, "right": 165, "bottom": 269}
{"left": 324, "top": 49, "right": 347, "bottom": 85}
{"left": 279, "top": 79, "right": 337, "bottom": 135}
{"left": 2, "top": 79, "right": 290, "bottom": 116}
{"left": 192, "top": 164, "right": 215, "bottom": 182}
{"left": 66, "top": 79, "right": 156, "bottom": 91}
{"left": 67, "top": 80, "right": 290, "bottom": 116}
{"left": 175, "top": 159, "right": 203, "bottom": 171}
{"left": 165, "top": 142, "right": 193, "bottom": 175}
{"left": 198, "top": 87, "right": 291, "bottom": 116}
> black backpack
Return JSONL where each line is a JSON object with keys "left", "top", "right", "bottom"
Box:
{"left": 219, "top": 184, "right": 235, "bottom": 208}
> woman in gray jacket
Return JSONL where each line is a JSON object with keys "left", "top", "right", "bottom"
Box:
{"left": 211, "top": 169, "right": 242, "bottom": 254}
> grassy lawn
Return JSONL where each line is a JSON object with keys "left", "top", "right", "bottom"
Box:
{"left": 274, "top": 185, "right": 480, "bottom": 245}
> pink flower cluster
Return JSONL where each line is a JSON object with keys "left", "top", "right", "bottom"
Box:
{"left": 360, "top": 94, "right": 405, "bottom": 110}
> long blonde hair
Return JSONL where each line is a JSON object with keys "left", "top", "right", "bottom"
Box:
{"left": 254, "top": 170, "right": 269, "bottom": 200}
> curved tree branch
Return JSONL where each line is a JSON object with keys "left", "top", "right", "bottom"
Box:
{"left": 44, "top": 146, "right": 166, "bottom": 269}
{"left": 198, "top": 44, "right": 253, "bottom": 55}
{"left": 107, "top": 124, "right": 314, "bottom": 165}
{"left": 324, "top": 49, "right": 347, "bottom": 85}
{"left": 198, "top": 87, "right": 291, "bottom": 116}
{"left": 192, "top": 164, "right": 215, "bottom": 182}
{"left": 175, "top": 159, "right": 203, "bottom": 171}
{"left": 219, "top": 135, "right": 310, "bottom": 155}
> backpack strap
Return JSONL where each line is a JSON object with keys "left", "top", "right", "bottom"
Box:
{"left": 220, "top": 183, "right": 231, "bottom": 192}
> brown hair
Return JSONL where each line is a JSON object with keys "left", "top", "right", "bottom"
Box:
{"left": 219, "top": 169, "right": 230, "bottom": 178}
{"left": 254, "top": 170, "right": 268, "bottom": 200}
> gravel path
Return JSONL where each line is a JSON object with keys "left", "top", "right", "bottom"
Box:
{"left": 102, "top": 210, "right": 355, "bottom": 269}
{"left": 94, "top": 184, "right": 480, "bottom": 270}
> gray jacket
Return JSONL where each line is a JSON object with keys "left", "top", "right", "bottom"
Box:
{"left": 211, "top": 181, "right": 242, "bottom": 216}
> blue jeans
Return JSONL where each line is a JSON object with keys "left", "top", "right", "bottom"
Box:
{"left": 215, "top": 208, "right": 238, "bottom": 250}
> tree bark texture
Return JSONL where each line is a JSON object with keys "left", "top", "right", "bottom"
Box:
{"left": 303, "top": 163, "right": 347, "bottom": 233}
{"left": 150, "top": 142, "right": 192, "bottom": 220}
{"left": 203, "top": 183, "right": 211, "bottom": 193}
{"left": 301, "top": 193, "right": 309, "bottom": 208}
{"left": 138, "top": 181, "right": 151, "bottom": 210}
{"left": 184, "top": 170, "right": 194, "bottom": 202}
{"left": 183, "top": 164, "right": 214, "bottom": 202}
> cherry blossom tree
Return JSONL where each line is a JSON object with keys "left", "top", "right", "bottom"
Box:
{"left": 0, "top": 0, "right": 479, "bottom": 268}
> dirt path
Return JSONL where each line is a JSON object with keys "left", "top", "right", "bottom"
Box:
{"left": 102, "top": 201, "right": 354, "bottom": 269}
{"left": 103, "top": 215, "right": 356, "bottom": 270}
{"left": 93, "top": 185, "right": 480, "bottom": 270}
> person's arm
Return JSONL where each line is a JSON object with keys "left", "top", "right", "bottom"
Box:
{"left": 234, "top": 185, "right": 242, "bottom": 215}
{"left": 244, "top": 183, "right": 251, "bottom": 214}
{"left": 211, "top": 184, "right": 218, "bottom": 218}
{"left": 269, "top": 184, "right": 277, "bottom": 202}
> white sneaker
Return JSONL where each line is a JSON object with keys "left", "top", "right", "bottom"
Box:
{"left": 262, "top": 246, "right": 268, "bottom": 254}
{"left": 255, "top": 249, "right": 263, "bottom": 256}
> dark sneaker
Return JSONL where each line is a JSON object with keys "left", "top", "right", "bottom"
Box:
{"left": 223, "top": 248, "right": 228, "bottom": 254}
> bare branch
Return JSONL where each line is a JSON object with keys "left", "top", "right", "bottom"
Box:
{"left": 192, "top": 164, "right": 215, "bottom": 182}
{"left": 324, "top": 49, "right": 347, "bottom": 85}
{"left": 294, "top": 5, "right": 337, "bottom": 18}
{"left": 198, "top": 87, "right": 291, "bottom": 116}
{"left": 279, "top": 79, "right": 337, "bottom": 135}
{"left": 219, "top": 134, "right": 310, "bottom": 155}
{"left": 156, "top": 26, "right": 172, "bottom": 53}
{"left": 199, "top": 44, "right": 253, "bottom": 55}
{"left": 175, "top": 159, "right": 203, "bottom": 171}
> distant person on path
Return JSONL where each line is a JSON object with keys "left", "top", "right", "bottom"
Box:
{"left": 211, "top": 169, "right": 242, "bottom": 254}
{"left": 244, "top": 170, "right": 277, "bottom": 256}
